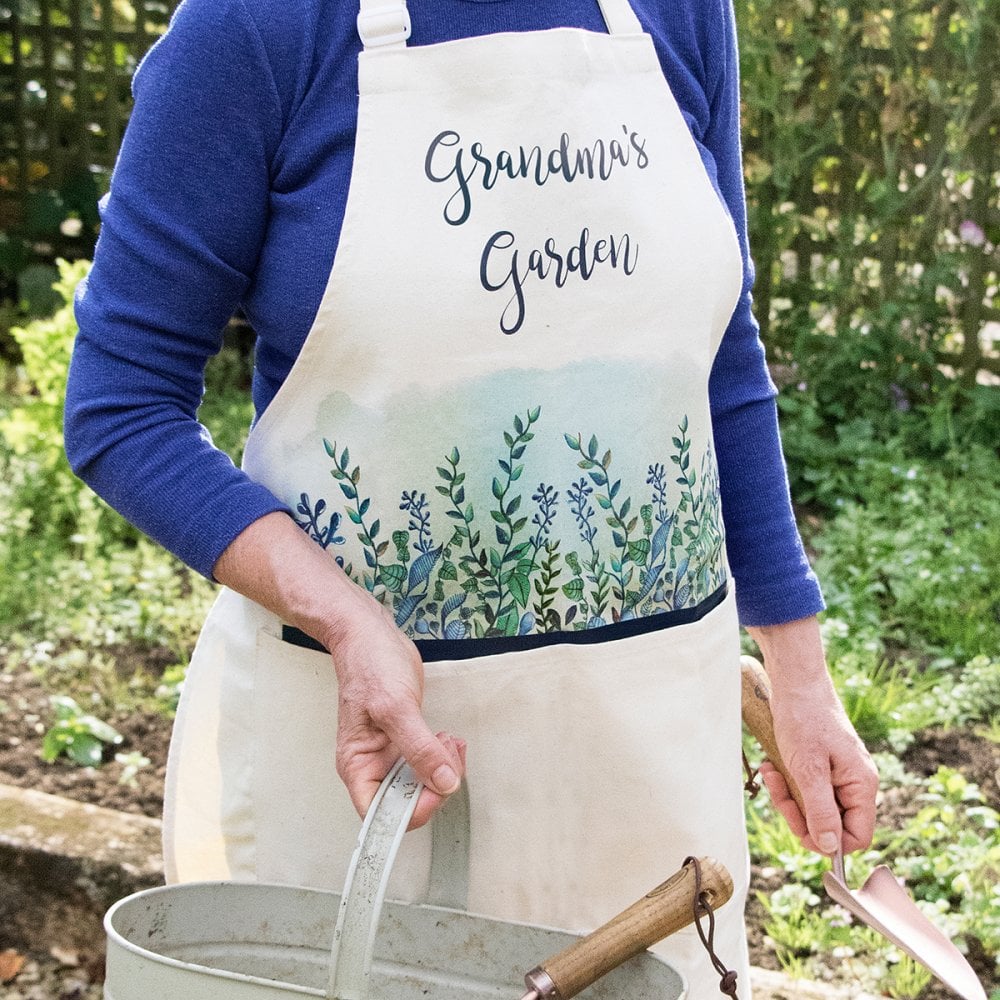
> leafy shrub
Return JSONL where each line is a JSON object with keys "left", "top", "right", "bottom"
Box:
{"left": 0, "top": 261, "right": 246, "bottom": 709}
{"left": 778, "top": 379, "right": 1000, "bottom": 514}
{"left": 813, "top": 450, "right": 1000, "bottom": 659}
{"left": 739, "top": 0, "right": 998, "bottom": 495}
{"left": 2, "top": 259, "right": 88, "bottom": 463}
{"left": 0, "top": 259, "right": 141, "bottom": 625}
{"left": 829, "top": 652, "right": 941, "bottom": 750}
{"left": 894, "top": 655, "right": 1000, "bottom": 738}
{"left": 9, "top": 538, "right": 216, "bottom": 712}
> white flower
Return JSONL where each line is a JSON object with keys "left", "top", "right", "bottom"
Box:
{"left": 60, "top": 217, "right": 83, "bottom": 237}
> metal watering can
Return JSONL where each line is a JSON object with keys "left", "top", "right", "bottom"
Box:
{"left": 104, "top": 760, "right": 733, "bottom": 999}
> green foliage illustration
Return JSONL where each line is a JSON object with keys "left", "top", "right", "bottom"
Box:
{"left": 299, "top": 409, "right": 727, "bottom": 639}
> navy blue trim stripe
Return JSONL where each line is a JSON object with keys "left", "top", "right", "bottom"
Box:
{"left": 281, "top": 582, "right": 727, "bottom": 662}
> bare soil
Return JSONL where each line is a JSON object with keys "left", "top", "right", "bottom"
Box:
{"left": 1, "top": 663, "right": 998, "bottom": 999}
{"left": 0, "top": 669, "right": 167, "bottom": 819}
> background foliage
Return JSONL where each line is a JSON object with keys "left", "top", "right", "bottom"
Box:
{"left": 2, "top": 0, "right": 999, "bottom": 362}
{"left": 0, "top": 0, "right": 174, "bottom": 331}
{"left": 3, "top": 0, "right": 996, "bottom": 511}
{"left": 735, "top": 0, "right": 999, "bottom": 504}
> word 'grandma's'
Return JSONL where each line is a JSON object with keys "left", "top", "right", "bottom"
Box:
{"left": 424, "top": 126, "right": 650, "bottom": 226}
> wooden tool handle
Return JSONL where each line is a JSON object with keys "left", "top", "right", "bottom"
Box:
{"left": 527, "top": 856, "right": 733, "bottom": 1000}
{"left": 740, "top": 655, "right": 807, "bottom": 817}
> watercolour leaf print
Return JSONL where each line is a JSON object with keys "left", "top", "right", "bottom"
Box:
{"left": 300, "top": 411, "right": 726, "bottom": 639}
{"left": 293, "top": 493, "right": 345, "bottom": 550}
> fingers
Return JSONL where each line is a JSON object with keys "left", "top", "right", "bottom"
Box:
{"left": 330, "top": 610, "right": 466, "bottom": 826}
{"left": 369, "top": 694, "right": 463, "bottom": 796}
{"left": 840, "top": 805, "right": 874, "bottom": 855}
{"left": 336, "top": 687, "right": 467, "bottom": 827}
{"left": 795, "top": 764, "right": 844, "bottom": 857}
{"left": 408, "top": 735, "right": 467, "bottom": 831}
{"left": 834, "top": 758, "right": 880, "bottom": 853}
{"left": 759, "top": 748, "right": 879, "bottom": 858}
{"left": 793, "top": 745, "right": 879, "bottom": 856}
{"left": 758, "top": 754, "right": 843, "bottom": 856}
{"left": 759, "top": 762, "right": 819, "bottom": 852}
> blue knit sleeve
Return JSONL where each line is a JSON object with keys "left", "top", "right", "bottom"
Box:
{"left": 64, "top": 0, "right": 293, "bottom": 578}
{"left": 701, "top": 0, "right": 825, "bottom": 625}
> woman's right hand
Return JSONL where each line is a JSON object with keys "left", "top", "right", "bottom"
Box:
{"left": 214, "top": 511, "right": 466, "bottom": 831}
{"left": 323, "top": 588, "right": 466, "bottom": 830}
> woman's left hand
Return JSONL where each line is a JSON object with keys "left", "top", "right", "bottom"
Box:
{"left": 747, "top": 616, "right": 879, "bottom": 857}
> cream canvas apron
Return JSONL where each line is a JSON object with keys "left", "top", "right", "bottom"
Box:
{"left": 164, "top": 0, "right": 752, "bottom": 994}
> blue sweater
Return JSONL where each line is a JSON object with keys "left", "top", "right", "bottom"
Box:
{"left": 64, "top": 0, "right": 823, "bottom": 627}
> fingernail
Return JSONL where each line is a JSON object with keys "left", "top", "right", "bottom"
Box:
{"left": 818, "top": 833, "right": 839, "bottom": 855}
{"left": 432, "top": 764, "right": 460, "bottom": 794}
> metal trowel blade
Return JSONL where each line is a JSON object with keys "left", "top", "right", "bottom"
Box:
{"left": 823, "top": 862, "right": 988, "bottom": 1000}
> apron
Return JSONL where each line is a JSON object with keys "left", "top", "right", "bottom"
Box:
{"left": 164, "top": 1, "right": 752, "bottom": 995}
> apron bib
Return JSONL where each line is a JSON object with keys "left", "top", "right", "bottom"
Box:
{"left": 164, "top": 2, "right": 752, "bottom": 994}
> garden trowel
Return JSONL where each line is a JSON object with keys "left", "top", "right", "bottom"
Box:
{"left": 740, "top": 655, "right": 988, "bottom": 1000}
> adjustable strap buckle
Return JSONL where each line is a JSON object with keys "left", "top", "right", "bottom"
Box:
{"left": 357, "top": 2, "right": 411, "bottom": 49}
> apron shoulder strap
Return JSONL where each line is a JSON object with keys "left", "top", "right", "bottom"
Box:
{"left": 357, "top": 0, "right": 411, "bottom": 50}
{"left": 597, "top": 0, "right": 643, "bottom": 35}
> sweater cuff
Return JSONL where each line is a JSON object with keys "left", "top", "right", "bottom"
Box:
{"left": 189, "top": 485, "right": 293, "bottom": 581}
{"left": 732, "top": 563, "right": 825, "bottom": 628}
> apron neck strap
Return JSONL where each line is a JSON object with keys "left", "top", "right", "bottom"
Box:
{"left": 357, "top": 0, "right": 411, "bottom": 50}
{"left": 355, "top": 0, "right": 642, "bottom": 51}
{"left": 596, "top": 0, "right": 643, "bottom": 35}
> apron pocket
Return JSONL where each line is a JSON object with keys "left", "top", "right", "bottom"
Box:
{"left": 252, "top": 628, "right": 354, "bottom": 887}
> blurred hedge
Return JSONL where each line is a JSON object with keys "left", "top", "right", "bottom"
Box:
{"left": 0, "top": 0, "right": 176, "bottom": 326}
{"left": 2, "top": 0, "right": 998, "bottom": 404}
{"left": 737, "top": 0, "right": 998, "bottom": 398}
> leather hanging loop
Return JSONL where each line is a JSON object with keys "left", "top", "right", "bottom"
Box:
{"left": 742, "top": 749, "right": 761, "bottom": 799}
{"left": 685, "top": 856, "right": 741, "bottom": 999}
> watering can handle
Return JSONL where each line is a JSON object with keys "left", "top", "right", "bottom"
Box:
{"left": 326, "top": 759, "right": 470, "bottom": 1000}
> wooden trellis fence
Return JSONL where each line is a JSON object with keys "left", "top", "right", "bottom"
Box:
{"left": 0, "top": 0, "right": 179, "bottom": 293}
{"left": 736, "top": 0, "right": 999, "bottom": 386}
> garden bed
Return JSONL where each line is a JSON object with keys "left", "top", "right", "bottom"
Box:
{"left": 0, "top": 669, "right": 167, "bottom": 819}
{"left": 2, "top": 659, "right": 998, "bottom": 1000}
